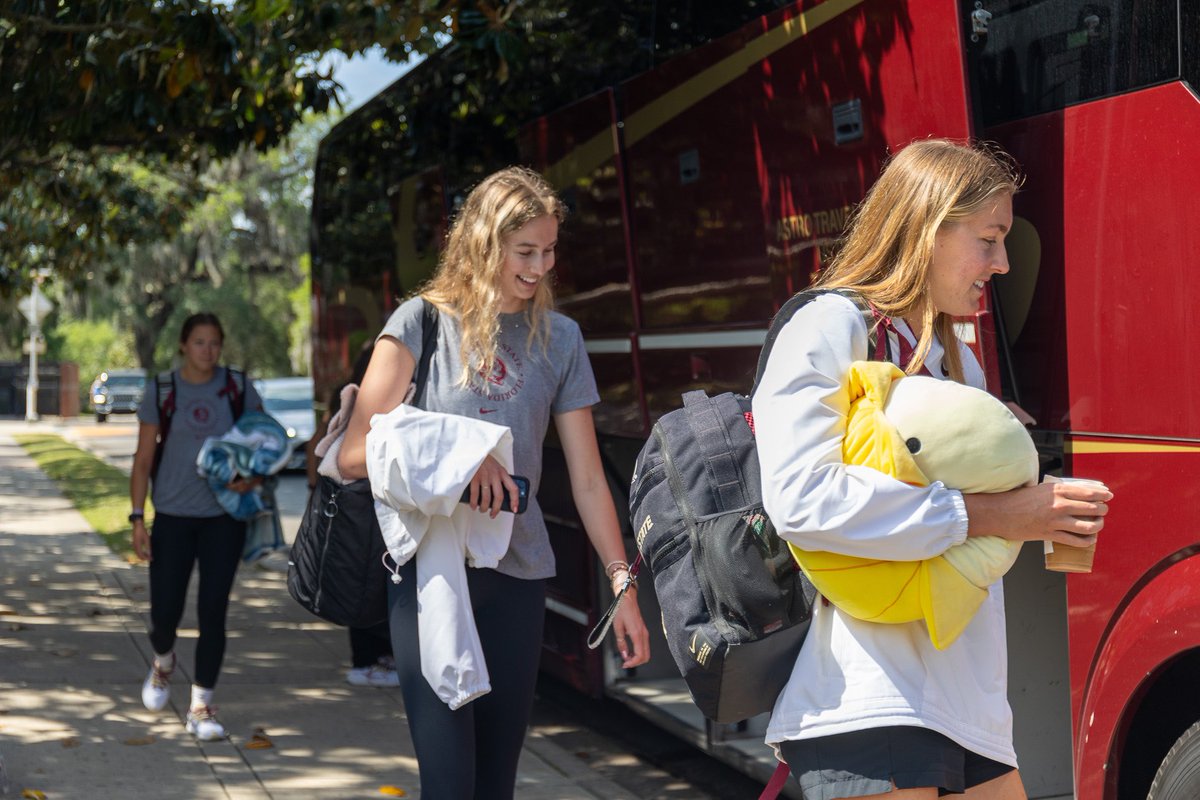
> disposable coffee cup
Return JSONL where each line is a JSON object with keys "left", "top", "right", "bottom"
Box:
{"left": 1043, "top": 476, "right": 1108, "bottom": 573}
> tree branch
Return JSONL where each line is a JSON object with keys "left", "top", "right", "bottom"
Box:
{"left": 15, "top": 18, "right": 153, "bottom": 37}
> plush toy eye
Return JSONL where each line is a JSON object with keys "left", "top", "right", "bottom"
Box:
{"left": 906, "top": 437, "right": 922, "bottom": 454}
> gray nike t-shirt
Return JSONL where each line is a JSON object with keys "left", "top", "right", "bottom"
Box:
{"left": 137, "top": 368, "right": 262, "bottom": 517}
{"left": 379, "top": 297, "right": 600, "bottom": 579}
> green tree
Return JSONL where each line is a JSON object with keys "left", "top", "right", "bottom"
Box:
{"left": 36, "top": 113, "right": 330, "bottom": 377}
{"left": 45, "top": 318, "right": 137, "bottom": 404}
{"left": 1, "top": 0, "right": 795, "bottom": 296}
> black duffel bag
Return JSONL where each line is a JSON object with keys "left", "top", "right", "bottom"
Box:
{"left": 287, "top": 476, "right": 389, "bottom": 627}
{"left": 287, "top": 299, "right": 439, "bottom": 627}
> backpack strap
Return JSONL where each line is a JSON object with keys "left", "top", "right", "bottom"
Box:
{"left": 410, "top": 299, "right": 440, "bottom": 409}
{"left": 681, "top": 391, "right": 757, "bottom": 515}
{"left": 151, "top": 366, "right": 246, "bottom": 481}
{"left": 151, "top": 371, "right": 176, "bottom": 481}
{"left": 220, "top": 367, "right": 247, "bottom": 419}
{"left": 751, "top": 287, "right": 887, "bottom": 396}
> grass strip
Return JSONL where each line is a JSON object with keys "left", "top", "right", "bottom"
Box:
{"left": 13, "top": 433, "right": 148, "bottom": 563}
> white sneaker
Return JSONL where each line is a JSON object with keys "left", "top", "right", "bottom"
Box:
{"left": 141, "top": 660, "right": 173, "bottom": 711}
{"left": 346, "top": 664, "right": 400, "bottom": 688}
{"left": 185, "top": 706, "right": 228, "bottom": 741}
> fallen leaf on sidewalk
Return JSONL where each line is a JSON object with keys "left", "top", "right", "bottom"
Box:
{"left": 22, "top": 789, "right": 47, "bottom": 800}
{"left": 60, "top": 737, "right": 81, "bottom": 748}
{"left": 122, "top": 736, "right": 155, "bottom": 746}
{"left": 378, "top": 786, "right": 407, "bottom": 797}
{"left": 245, "top": 729, "right": 273, "bottom": 750}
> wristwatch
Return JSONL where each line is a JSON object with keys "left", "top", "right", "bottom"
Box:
{"left": 128, "top": 510, "right": 145, "bottom": 523}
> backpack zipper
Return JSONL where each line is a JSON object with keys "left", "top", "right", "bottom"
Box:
{"left": 312, "top": 487, "right": 341, "bottom": 614}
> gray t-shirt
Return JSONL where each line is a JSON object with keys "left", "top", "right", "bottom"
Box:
{"left": 380, "top": 297, "right": 600, "bottom": 579}
{"left": 137, "top": 368, "right": 262, "bottom": 517}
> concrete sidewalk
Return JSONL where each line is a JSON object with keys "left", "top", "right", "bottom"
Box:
{"left": 0, "top": 422, "right": 640, "bottom": 799}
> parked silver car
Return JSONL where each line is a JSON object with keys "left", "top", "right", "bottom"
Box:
{"left": 91, "top": 369, "right": 147, "bottom": 423}
{"left": 254, "top": 377, "right": 316, "bottom": 471}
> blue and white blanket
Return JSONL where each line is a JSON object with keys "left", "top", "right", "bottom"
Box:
{"left": 196, "top": 411, "right": 295, "bottom": 520}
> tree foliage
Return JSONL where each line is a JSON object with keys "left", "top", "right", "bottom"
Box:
{"left": 0, "top": 0, "right": 794, "bottom": 296}
{"left": 0, "top": 0, "right": 456, "bottom": 168}
{"left": 1, "top": 0, "right": 458, "bottom": 295}
{"left": 311, "top": 0, "right": 797, "bottom": 295}
{"left": 28, "top": 113, "right": 331, "bottom": 378}
{"left": 46, "top": 317, "right": 136, "bottom": 404}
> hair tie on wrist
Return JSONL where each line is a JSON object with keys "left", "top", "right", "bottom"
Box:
{"left": 604, "top": 559, "right": 630, "bottom": 580}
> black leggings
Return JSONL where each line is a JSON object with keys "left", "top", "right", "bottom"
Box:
{"left": 349, "top": 621, "right": 392, "bottom": 668}
{"left": 148, "top": 512, "right": 245, "bottom": 689}
{"left": 388, "top": 556, "right": 547, "bottom": 800}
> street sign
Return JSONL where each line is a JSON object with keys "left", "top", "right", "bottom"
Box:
{"left": 18, "top": 292, "right": 53, "bottom": 324}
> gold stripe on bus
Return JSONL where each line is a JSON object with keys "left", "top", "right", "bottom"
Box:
{"left": 1067, "top": 441, "right": 1200, "bottom": 454}
{"left": 544, "top": 0, "right": 866, "bottom": 190}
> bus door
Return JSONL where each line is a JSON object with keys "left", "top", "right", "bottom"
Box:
{"left": 966, "top": 3, "right": 1200, "bottom": 798}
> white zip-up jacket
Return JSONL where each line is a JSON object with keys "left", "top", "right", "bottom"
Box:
{"left": 753, "top": 293, "right": 1017, "bottom": 767}
{"left": 365, "top": 403, "right": 515, "bottom": 710}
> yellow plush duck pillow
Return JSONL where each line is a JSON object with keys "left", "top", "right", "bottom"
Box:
{"left": 791, "top": 360, "right": 1037, "bottom": 649}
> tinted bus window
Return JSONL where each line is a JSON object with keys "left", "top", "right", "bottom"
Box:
{"left": 967, "top": 0, "right": 1180, "bottom": 126}
{"left": 647, "top": 0, "right": 796, "bottom": 63}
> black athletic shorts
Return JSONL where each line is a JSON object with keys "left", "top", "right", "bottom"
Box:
{"left": 779, "top": 726, "right": 1015, "bottom": 800}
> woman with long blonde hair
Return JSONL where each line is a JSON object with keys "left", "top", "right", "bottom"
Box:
{"left": 753, "top": 140, "right": 1110, "bottom": 799}
{"left": 338, "top": 166, "right": 649, "bottom": 799}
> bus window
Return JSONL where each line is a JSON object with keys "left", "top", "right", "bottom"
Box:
{"left": 967, "top": 0, "right": 1180, "bottom": 127}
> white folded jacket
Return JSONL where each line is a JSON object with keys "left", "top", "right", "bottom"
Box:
{"left": 365, "top": 403, "right": 515, "bottom": 709}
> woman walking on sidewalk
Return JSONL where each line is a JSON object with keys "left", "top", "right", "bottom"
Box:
{"left": 337, "top": 166, "right": 650, "bottom": 799}
{"left": 129, "top": 312, "right": 262, "bottom": 741}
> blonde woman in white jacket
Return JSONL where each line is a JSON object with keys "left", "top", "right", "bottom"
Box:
{"left": 752, "top": 140, "right": 1111, "bottom": 800}
{"left": 337, "top": 167, "right": 649, "bottom": 800}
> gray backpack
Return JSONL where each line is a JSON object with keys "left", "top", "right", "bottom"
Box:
{"left": 628, "top": 288, "right": 882, "bottom": 723}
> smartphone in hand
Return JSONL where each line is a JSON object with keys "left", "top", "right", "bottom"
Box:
{"left": 460, "top": 474, "right": 530, "bottom": 514}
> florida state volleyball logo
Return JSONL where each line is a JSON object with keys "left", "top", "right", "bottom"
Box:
{"left": 481, "top": 358, "right": 508, "bottom": 386}
{"left": 471, "top": 343, "right": 524, "bottom": 402}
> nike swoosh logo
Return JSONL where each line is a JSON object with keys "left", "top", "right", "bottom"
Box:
{"left": 479, "top": 408, "right": 498, "bottom": 415}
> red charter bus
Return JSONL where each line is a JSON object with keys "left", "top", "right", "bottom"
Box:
{"left": 310, "top": 2, "right": 1200, "bottom": 797}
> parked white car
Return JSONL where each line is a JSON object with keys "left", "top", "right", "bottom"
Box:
{"left": 253, "top": 377, "right": 316, "bottom": 471}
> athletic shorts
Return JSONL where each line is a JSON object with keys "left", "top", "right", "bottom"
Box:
{"left": 779, "top": 726, "right": 1015, "bottom": 799}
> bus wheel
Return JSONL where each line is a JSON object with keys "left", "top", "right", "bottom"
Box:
{"left": 1148, "top": 720, "right": 1200, "bottom": 800}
